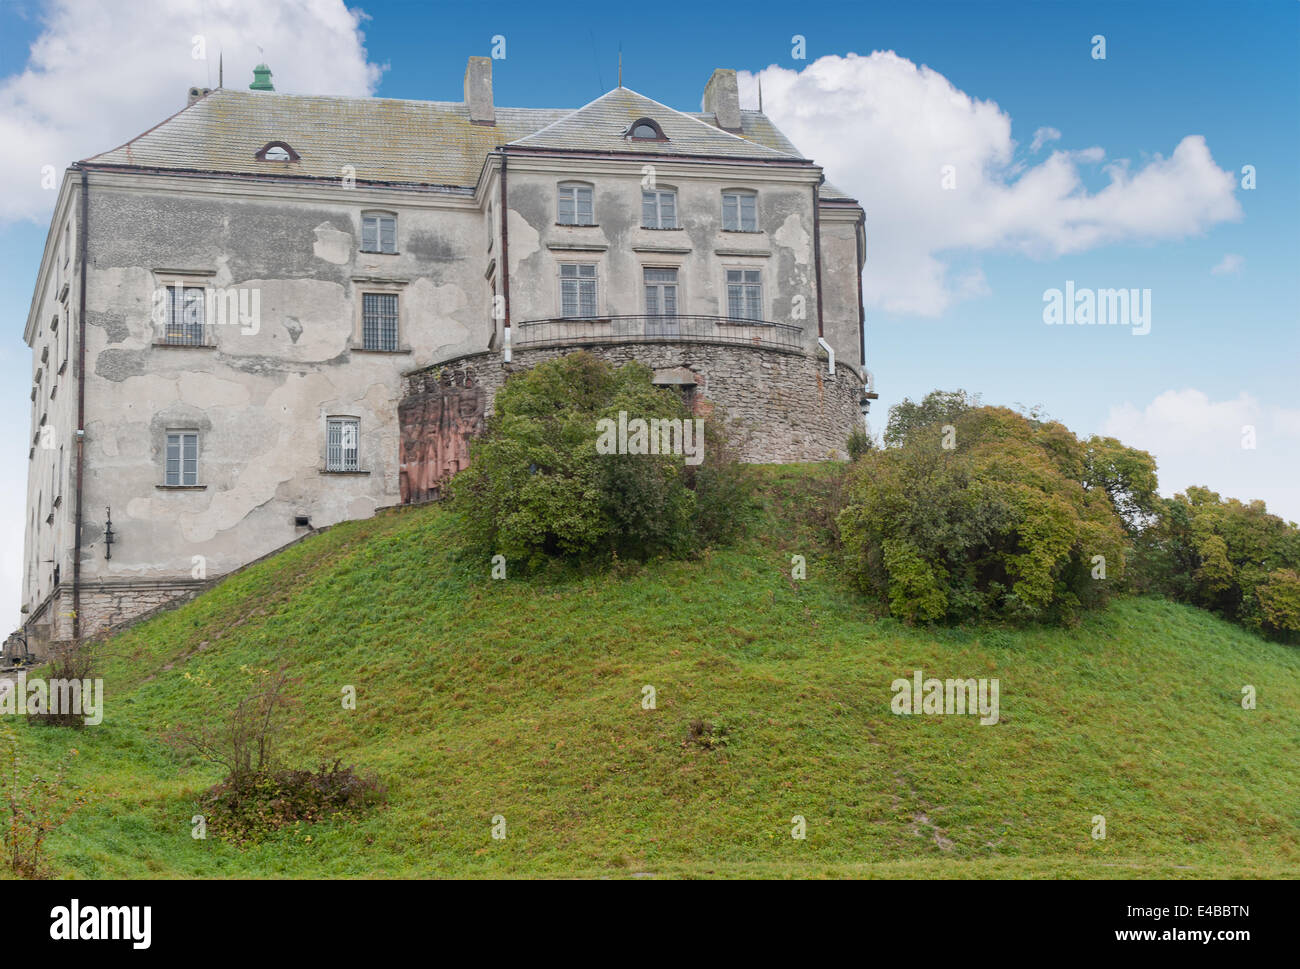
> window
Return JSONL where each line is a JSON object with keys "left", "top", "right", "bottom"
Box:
{"left": 629, "top": 118, "right": 666, "bottom": 140}
{"left": 486, "top": 201, "right": 494, "bottom": 252}
{"left": 722, "top": 191, "right": 758, "bottom": 232}
{"left": 644, "top": 268, "right": 678, "bottom": 316}
{"left": 361, "top": 213, "right": 397, "bottom": 254}
{"left": 255, "top": 141, "right": 300, "bottom": 162}
{"left": 165, "top": 431, "right": 199, "bottom": 486}
{"left": 361, "top": 292, "right": 399, "bottom": 350}
{"left": 559, "top": 264, "right": 598, "bottom": 318}
{"left": 163, "top": 285, "right": 206, "bottom": 345}
{"left": 726, "top": 269, "right": 763, "bottom": 321}
{"left": 641, "top": 189, "right": 677, "bottom": 229}
{"left": 557, "top": 183, "right": 594, "bottom": 225}
{"left": 326, "top": 417, "right": 360, "bottom": 472}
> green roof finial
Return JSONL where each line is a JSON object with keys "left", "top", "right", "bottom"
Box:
{"left": 250, "top": 61, "right": 274, "bottom": 92}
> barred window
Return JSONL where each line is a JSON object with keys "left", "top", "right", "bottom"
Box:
{"left": 164, "top": 285, "right": 206, "bottom": 345}
{"left": 641, "top": 189, "right": 677, "bottom": 229}
{"left": 361, "top": 213, "right": 397, "bottom": 253}
{"left": 644, "top": 267, "right": 678, "bottom": 316}
{"left": 557, "top": 183, "right": 594, "bottom": 225}
{"left": 326, "top": 417, "right": 360, "bottom": 472}
{"left": 722, "top": 191, "right": 758, "bottom": 231}
{"left": 559, "top": 264, "right": 597, "bottom": 318}
{"left": 726, "top": 269, "right": 763, "bottom": 321}
{"left": 165, "top": 431, "right": 199, "bottom": 486}
{"left": 361, "top": 292, "right": 399, "bottom": 351}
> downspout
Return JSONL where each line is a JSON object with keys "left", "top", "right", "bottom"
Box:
{"left": 498, "top": 151, "right": 511, "bottom": 362}
{"left": 856, "top": 213, "right": 866, "bottom": 375}
{"left": 812, "top": 176, "right": 824, "bottom": 339}
{"left": 72, "top": 167, "right": 88, "bottom": 641}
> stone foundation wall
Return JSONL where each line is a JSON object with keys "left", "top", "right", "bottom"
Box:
{"left": 401, "top": 342, "right": 865, "bottom": 475}
{"left": 74, "top": 580, "right": 207, "bottom": 638}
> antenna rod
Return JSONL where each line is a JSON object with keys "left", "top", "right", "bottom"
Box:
{"left": 618, "top": 48, "right": 622, "bottom": 88}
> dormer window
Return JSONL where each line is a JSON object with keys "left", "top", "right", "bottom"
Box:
{"left": 255, "top": 141, "right": 300, "bottom": 162}
{"left": 628, "top": 118, "right": 667, "bottom": 141}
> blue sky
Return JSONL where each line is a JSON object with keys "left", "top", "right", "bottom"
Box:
{"left": 1, "top": 0, "right": 1297, "bottom": 628}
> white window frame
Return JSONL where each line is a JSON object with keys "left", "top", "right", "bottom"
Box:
{"left": 641, "top": 188, "right": 678, "bottom": 229}
{"left": 326, "top": 416, "right": 361, "bottom": 472}
{"left": 722, "top": 190, "right": 758, "bottom": 232}
{"left": 165, "top": 430, "right": 199, "bottom": 486}
{"left": 557, "top": 182, "right": 595, "bottom": 226}
{"left": 643, "top": 266, "right": 680, "bottom": 316}
{"left": 558, "top": 263, "right": 599, "bottom": 318}
{"left": 359, "top": 290, "right": 401, "bottom": 351}
{"left": 361, "top": 211, "right": 397, "bottom": 254}
{"left": 161, "top": 283, "right": 207, "bottom": 346}
{"left": 725, "top": 268, "right": 764, "bottom": 321}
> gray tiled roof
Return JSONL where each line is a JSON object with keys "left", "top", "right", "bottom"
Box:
{"left": 84, "top": 86, "right": 856, "bottom": 202}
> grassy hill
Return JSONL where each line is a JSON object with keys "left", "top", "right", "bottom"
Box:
{"left": 11, "top": 466, "right": 1300, "bottom": 878}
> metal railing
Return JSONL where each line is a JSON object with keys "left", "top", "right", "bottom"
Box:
{"left": 513, "top": 315, "right": 805, "bottom": 353}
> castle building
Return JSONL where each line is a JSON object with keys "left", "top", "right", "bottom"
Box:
{"left": 19, "top": 58, "right": 870, "bottom": 650}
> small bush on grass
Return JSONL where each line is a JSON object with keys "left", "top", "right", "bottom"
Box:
{"left": 167, "top": 667, "right": 384, "bottom": 844}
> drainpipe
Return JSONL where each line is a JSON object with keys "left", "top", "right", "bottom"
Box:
{"left": 498, "top": 151, "right": 511, "bottom": 361}
{"left": 72, "top": 167, "right": 88, "bottom": 641}
{"left": 817, "top": 337, "right": 835, "bottom": 376}
{"left": 811, "top": 176, "right": 825, "bottom": 339}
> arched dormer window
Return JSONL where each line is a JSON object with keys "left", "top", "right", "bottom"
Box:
{"left": 628, "top": 118, "right": 667, "bottom": 141}
{"left": 255, "top": 141, "right": 300, "bottom": 162}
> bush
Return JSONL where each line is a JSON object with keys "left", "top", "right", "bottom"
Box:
{"left": 200, "top": 760, "right": 385, "bottom": 846}
{"left": 1138, "top": 487, "right": 1300, "bottom": 641}
{"left": 0, "top": 729, "right": 84, "bottom": 878}
{"left": 30, "top": 640, "right": 97, "bottom": 728}
{"left": 838, "top": 394, "right": 1135, "bottom": 625}
{"left": 450, "top": 352, "right": 749, "bottom": 570}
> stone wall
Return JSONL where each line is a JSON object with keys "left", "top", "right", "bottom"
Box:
{"left": 401, "top": 341, "right": 865, "bottom": 495}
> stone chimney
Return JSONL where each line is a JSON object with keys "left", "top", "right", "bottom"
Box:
{"left": 702, "top": 68, "right": 742, "bottom": 132}
{"left": 464, "top": 56, "right": 495, "bottom": 125}
{"left": 187, "top": 86, "right": 212, "bottom": 106}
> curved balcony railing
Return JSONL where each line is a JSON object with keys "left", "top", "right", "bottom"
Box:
{"left": 512, "top": 315, "right": 805, "bottom": 353}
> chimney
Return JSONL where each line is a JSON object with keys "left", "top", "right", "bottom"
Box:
{"left": 187, "top": 86, "right": 212, "bottom": 106}
{"left": 464, "top": 56, "right": 495, "bottom": 125}
{"left": 702, "top": 68, "right": 742, "bottom": 132}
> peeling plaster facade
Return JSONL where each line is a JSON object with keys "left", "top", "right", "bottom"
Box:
{"left": 18, "top": 62, "right": 868, "bottom": 649}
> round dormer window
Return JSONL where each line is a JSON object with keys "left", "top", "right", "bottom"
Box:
{"left": 629, "top": 118, "right": 666, "bottom": 141}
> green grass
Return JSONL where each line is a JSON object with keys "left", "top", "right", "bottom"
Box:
{"left": 9, "top": 465, "right": 1299, "bottom": 879}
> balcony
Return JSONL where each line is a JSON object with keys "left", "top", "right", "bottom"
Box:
{"left": 513, "top": 315, "right": 804, "bottom": 354}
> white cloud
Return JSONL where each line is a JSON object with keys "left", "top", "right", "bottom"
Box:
{"left": 740, "top": 53, "right": 1243, "bottom": 316}
{"left": 1102, "top": 389, "right": 1300, "bottom": 523}
{"left": 1211, "top": 253, "right": 1244, "bottom": 275}
{"left": 1029, "top": 126, "right": 1061, "bottom": 153}
{"left": 0, "top": 0, "right": 382, "bottom": 223}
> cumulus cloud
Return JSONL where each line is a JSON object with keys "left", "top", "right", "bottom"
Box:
{"left": 0, "top": 0, "right": 382, "bottom": 223}
{"left": 740, "top": 53, "right": 1243, "bottom": 316}
{"left": 1102, "top": 389, "right": 1300, "bottom": 523}
{"left": 1211, "top": 253, "right": 1244, "bottom": 275}
{"left": 1029, "top": 126, "right": 1061, "bottom": 153}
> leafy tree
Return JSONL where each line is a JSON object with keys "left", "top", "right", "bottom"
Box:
{"left": 449, "top": 352, "right": 748, "bottom": 570}
{"left": 839, "top": 401, "right": 1129, "bottom": 625}
{"left": 1140, "top": 486, "right": 1300, "bottom": 641}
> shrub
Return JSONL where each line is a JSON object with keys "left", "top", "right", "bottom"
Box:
{"left": 838, "top": 396, "right": 1133, "bottom": 625}
{"left": 167, "top": 667, "right": 292, "bottom": 788}
{"left": 200, "top": 760, "right": 385, "bottom": 846}
{"left": 1138, "top": 487, "right": 1300, "bottom": 641}
{"left": 0, "top": 728, "right": 84, "bottom": 878}
{"left": 450, "top": 352, "right": 749, "bottom": 569}
{"left": 29, "top": 640, "right": 97, "bottom": 728}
